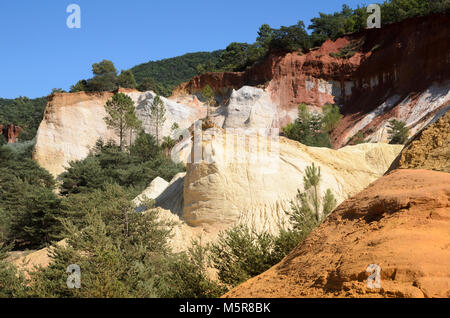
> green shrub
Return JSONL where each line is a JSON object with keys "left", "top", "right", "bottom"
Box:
{"left": 60, "top": 138, "right": 185, "bottom": 198}
{"left": 347, "top": 130, "right": 366, "bottom": 145}
{"left": 0, "top": 146, "right": 61, "bottom": 249}
{"left": 160, "top": 240, "right": 226, "bottom": 298}
{"left": 282, "top": 104, "right": 342, "bottom": 148}
{"left": 329, "top": 40, "right": 364, "bottom": 59}
{"left": 210, "top": 225, "right": 281, "bottom": 288}
{"left": 0, "top": 244, "right": 28, "bottom": 297}
{"left": 387, "top": 119, "right": 410, "bottom": 144}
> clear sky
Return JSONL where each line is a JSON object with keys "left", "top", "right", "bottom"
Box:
{"left": 0, "top": 0, "right": 367, "bottom": 99}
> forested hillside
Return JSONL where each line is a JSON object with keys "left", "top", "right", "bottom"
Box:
{"left": 0, "top": 97, "right": 47, "bottom": 142}
{"left": 130, "top": 51, "right": 223, "bottom": 96}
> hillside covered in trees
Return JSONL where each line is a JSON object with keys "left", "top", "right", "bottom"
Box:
{"left": 130, "top": 51, "right": 224, "bottom": 97}
{"left": 0, "top": 97, "right": 47, "bottom": 142}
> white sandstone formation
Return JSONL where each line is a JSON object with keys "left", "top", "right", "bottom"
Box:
{"left": 33, "top": 89, "right": 206, "bottom": 177}
{"left": 181, "top": 132, "right": 403, "bottom": 235}
{"left": 144, "top": 130, "right": 403, "bottom": 251}
{"left": 212, "top": 86, "right": 279, "bottom": 129}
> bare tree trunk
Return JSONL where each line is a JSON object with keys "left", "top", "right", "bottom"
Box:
{"left": 129, "top": 128, "right": 132, "bottom": 150}
{"left": 124, "top": 208, "right": 129, "bottom": 237}
{"left": 313, "top": 185, "right": 320, "bottom": 221}
{"left": 156, "top": 118, "right": 159, "bottom": 145}
{"left": 119, "top": 118, "right": 123, "bottom": 151}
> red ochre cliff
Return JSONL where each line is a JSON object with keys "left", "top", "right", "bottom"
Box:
{"left": 172, "top": 14, "right": 450, "bottom": 147}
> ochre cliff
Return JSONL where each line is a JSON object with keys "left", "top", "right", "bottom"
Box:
{"left": 33, "top": 89, "right": 206, "bottom": 177}
{"left": 173, "top": 14, "right": 450, "bottom": 147}
{"left": 225, "top": 169, "right": 450, "bottom": 298}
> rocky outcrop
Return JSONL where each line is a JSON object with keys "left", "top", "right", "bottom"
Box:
{"left": 164, "top": 127, "right": 402, "bottom": 237}
{"left": 33, "top": 89, "right": 206, "bottom": 177}
{"left": 133, "top": 177, "right": 169, "bottom": 212}
{"left": 0, "top": 124, "right": 23, "bottom": 143}
{"left": 211, "top": 86, "right": 279, "bottom": 129}
{"left": 173, "top": 14, "right": 450, "bottom": 147}
{"left": 182, "top": 133, "right": 402, "bottom": 234}
{"left": 225, "top": 169, "right": 450, "bottom": 298}
{"left": 388, "top": 108, "right": 450, "bottom": 173}
{"left": 154, "top": 172, "right": 186, "bottom": 217}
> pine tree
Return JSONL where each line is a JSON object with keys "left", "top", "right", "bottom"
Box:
{"left": 104, "top": 93, "right": 137, "bottom": 151}
{"left": 201, "top": 85, "right": 215, "bottom": 118}
{"left": 387, "top": 119, "right": 410, "bottom": 144}
{"left": 148, "top": 95, "right": 166, "bottom": 145}
{"left": 300, "top": 163, "right": 337, "bottom": 222}
{"left": 125, "top": 110, "right": 142, "bottom": 149}
{"left": 303, "top": 163, "right": 322, "bottom": 221}
{"left": 118, "top": 70, "right": 137, "bottom": 89}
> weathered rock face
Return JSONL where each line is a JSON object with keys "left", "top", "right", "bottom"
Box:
{"left": 173, "top": 14, "right": 450, "bottom": 147}
{"left": 0, "top": 124, "right": 23, "bottom": 143}
{"left": 212, "top": 86, "right": 280, "bottom": 129}
{"left": 389, "top": 108, "right": 450, "bottom": 173}
{"left": 33, "top": 89, "right": 206, "bottom": 177}
{"left": 133, "top": 177, "right": 169, "bottom": 212}
{"left": 336, "top": 80, "right": 450, "bottom": 148}
{"left": 225, "top": 169, "right": 450, "bottom": 298}
{"left": 181, "top": 131, "right": 402, "bottom": 235}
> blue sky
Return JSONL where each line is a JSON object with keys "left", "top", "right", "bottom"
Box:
{"left": 0, "top": 0, "right": 367, "bottom": 99}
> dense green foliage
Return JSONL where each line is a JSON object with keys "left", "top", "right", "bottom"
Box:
{"left": 309, "top": 0, "right": 450, "bottom": 48}
{"left": 60, "top": 137, "right": 185, "bottom": 198}
{"left": 0, "top": 145, "right": 62, "bottom": 249}
{"left": 131, "top": 51, "right": 224, "bottom": 96}
{"left": 1, "top": 183, "right": 223, "bottom": 298}
{"left": 0, "top": 97, "right": 47, "bottom": 141}
{"left": 0, "top": 133, "right": 214, "bottom": 298}
{"left": 387, "top": 119, "right": 410, "bottom": 144}
{"left": 23, "top": 184, "right": 223, "bottom": 298}
{"left": 0, "top": 244, "right": 28, "bottom": 297}
{"left": 104, "top": 93, "right": 141, "bottom": 150}
{"left": 282, "top": 104, "right": 342, "bottom": 148}
{"left": 70, "top": 60, "right": 138, "bottom": 93}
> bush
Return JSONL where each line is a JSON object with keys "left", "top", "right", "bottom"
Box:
{"left": 0, "top": 146, "right": 61, "bottom": 249}
{"left": 282, "top": 104, "right": 342, "bottom": 148}
{"left": 0, "top": 97, "right": 47, "bottom": 141}
{"left": 0, "top": 244, "right": 28, "bottom": 297}
{"left": 60, "top": 137, "right": 185, "bottom": 198}
{"left": 210, "top": 225, "right": 282, "bottom": 288}
{"left": 347, "top": 130, "right": 366, "bottom": 145}
{"left": 160, "top": 240, "right": 226, "bottom": 298}
{"left": 24, "top": 184, "right": 224, "bottom": 298}
{"left": 387, "top": 119, "right": 410, "bottom": 144}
